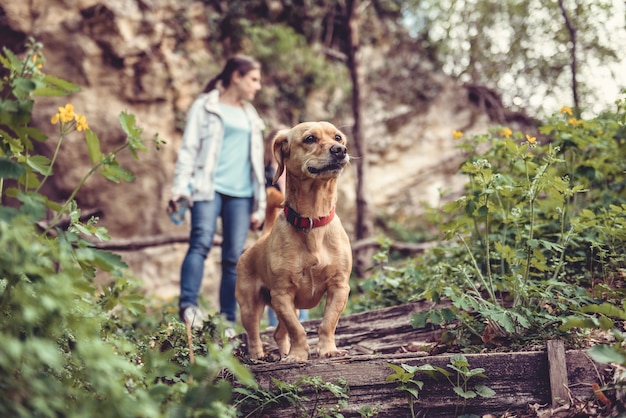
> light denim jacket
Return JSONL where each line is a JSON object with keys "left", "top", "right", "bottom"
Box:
{"left": 171, "top": 89, "right": 266, "bottom": 222}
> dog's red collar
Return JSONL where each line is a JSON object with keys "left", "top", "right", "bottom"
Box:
{"left": 283, "top": 206, "right": 335, "bottom": 232}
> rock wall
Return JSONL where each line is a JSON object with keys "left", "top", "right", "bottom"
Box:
{"left": 0, "top": 0, "right": 526, "bottom": 311}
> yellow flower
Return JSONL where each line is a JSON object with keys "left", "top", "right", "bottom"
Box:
{"left": 57, "top": 103, "right": 75, "bottom": 123}
{"left": 525, "top": 134, "right": 536, "bottom": 144}
{"left": 452, "top": 130, "right": 463, "bottom": 140}
{"left": 498, "top": 127, "right": 512, "bottom": 138}
{"left": 51, "top": 104, "right": 75, "bottom": 125}
{"left": 51, "top": 104, "right": 87, "bottom": 132}
{"left": 568, "top": 117, "right": 583, "bottom": 127}
{"left": 75, "top": 114, "right": 89, "bottom": 131}
{"left": 560, "top": 106, "right": 573, "bottom": 116}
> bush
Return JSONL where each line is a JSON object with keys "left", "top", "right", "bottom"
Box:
{"left": 352, "top": 99, "right": 626, "bottom": 351}
{"left": 0, "top": 38, "right": 254, "bottom": 417}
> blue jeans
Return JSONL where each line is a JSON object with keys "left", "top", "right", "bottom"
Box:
{"left": 267, "top": 307, "right": 309, "bottom": 327}
{"left": 179, "top": 193, "right": 252, "bottom": 322}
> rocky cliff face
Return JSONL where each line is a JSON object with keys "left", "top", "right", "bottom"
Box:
{"left": 0, "top": 0, "right": 527, "bottom": 309}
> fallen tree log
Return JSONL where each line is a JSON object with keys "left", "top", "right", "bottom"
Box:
{"left": 237, "top": 302, "right": 609, "bottom": 417}
{"left": 245, "top": 348, "right": 602, "bottom": 417}
{"left": 89, "top": 233, "right": 433, "bottom": 254}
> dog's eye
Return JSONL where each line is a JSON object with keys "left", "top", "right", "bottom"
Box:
{"left": 303, "top": 135, "right": 316, "bottom": 144}
{"left": 334, "top": 134, "right": 343, "bottom": 142}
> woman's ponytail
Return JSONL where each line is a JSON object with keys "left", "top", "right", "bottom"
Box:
{"left": 202, "top": 55, "right": 260, "bottom": 94}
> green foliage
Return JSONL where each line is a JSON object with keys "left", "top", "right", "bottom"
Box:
{"left": 243, "top": 23, "right": 349, "bottom": 124}
{"left": 192, "top": 2, "right": 350, "bottom": 126}
{"left": 404, "top": 0, "right": 622, "bottom": 116}
{"left": 0, "top": 38, "right": 257, "bottom": 417}
{"left": 387, "top": 355, "right": 494, "bottom": 417}
{"left": 352, "top": 97, "right": 626, "bottom": 352}
{"left": 235, "top": 375, "right": 350, "bottom": 418}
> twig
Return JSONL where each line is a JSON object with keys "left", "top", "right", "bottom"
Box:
{"left": 185, "top": 320, "right": 195, "bottom": 382}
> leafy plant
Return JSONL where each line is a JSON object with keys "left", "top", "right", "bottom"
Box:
{"left": 445, "top": 354, "right": 496, "bottom": 415}
{"left": 0, "top": 38, "right": 258, "bottom": 418}
{"left": 386, "top": 362, "right": 437, "bottom": 418}
{"left": 352, "top": 95, "right": 626, "bottom": 354}
{"left": 387, "top": 354, "right": 494, "bottom": 417}
{"left": 235, "top": 375, "right": 350, "bottom": 418}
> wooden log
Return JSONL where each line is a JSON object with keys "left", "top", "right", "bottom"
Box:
{"left": 236, "top": 303, "right": 609, "bottom": 417}
{"left": 243, "top": 349, "right": 604, "bottom": 417}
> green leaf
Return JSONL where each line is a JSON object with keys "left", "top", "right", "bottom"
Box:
{"left": 405, "top": 386, "right": 420, "bottom": 400}
{"left": 26, "top": 154, "right": 51, "bottom": 175}
{"left": 582, "top": 303, "right": 626, "bottom": 320}
{"left": 538, "top": 239, "right": 563, "bottom": 252}
{"left": 597, "top": 316, "right": 615, "bottom": 330}
{"left": 85, "top": 129, "right": 102, "bottom": 164}
{"left": 119, "top": 111, "right": 138, "bottom": 137}
{"left": 12, "top": 77, "right": 37, "bottom": 94}
{"left": 475, "top": 384, "right": 496, "bottom": 398}
{"left": 466, "top": 198, "right": 477, "bottom": 216}
{"left": 71, "top": 223, "right": 91, "bottom": 236}
{"left": 119, "top": 293, "right": 147, "bottom": 315}
{"left": 386, "top": 363, "right": 409, "bottom": 383}
{"left": 588, "top": 345, "right": 626, "bottom": 366}
{"left": 17, "top": 192, "right": 47, "bottom": 221}
{"left": 0, "top": 157, "right": 25, "bottom": 179}
{"left": 410, "top": 312, "right": 428, "bottom": 328}
{"left": 454, "top": 386, "right": 476, "bottom": 399}
{"left": 2, "top": 48, "right": 21, "bottom": 69}
{"left": 442, "top": 198, "right": 465, "bottom": 214}
{"left": 490, "top": 311, "right": 515, "bottom": 334}
{"left": 13, "top": 125, "right": 48, "bottom": 142}
{"left": 33, "top": 74, "right": 81, "bottom": 96}
{"left": 100, "top": 162, "right": 135, "bottom": 183}
{"left": 84, "top": 248, "right": 128, "bottom": 272}
{"left": 559, "top": 316, "right": 598, "bottom": 331}
{"left": 450, "top": 354, "right": 470, "bottom": 369}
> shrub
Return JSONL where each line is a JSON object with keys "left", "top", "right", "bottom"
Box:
{"left": 352, "top": 98, "right": 626, "bottom": 351}
{"left": 0, "top": 38, "right": 254, "bottom": 417}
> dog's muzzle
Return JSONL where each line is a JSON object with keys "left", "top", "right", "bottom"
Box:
{"left": 307, "top": 144, "right": 349, "bottom": 175}
{"left": 329, "top": 144, "right": 347, "bottom": 159}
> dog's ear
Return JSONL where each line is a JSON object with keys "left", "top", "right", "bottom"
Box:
{"left": 272, "top": 129, "right": 289, "bottom": 185}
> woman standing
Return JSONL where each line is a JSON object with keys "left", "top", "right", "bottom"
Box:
{"left": 169, "top": 55, "right": 266, "bottom": 328}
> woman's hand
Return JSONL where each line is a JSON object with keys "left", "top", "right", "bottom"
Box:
{"left": 168, "top": 195, "right": 191, "bottom": 214}
{"left": 167, "top": 195, "right": 181, "bottom": 214}
{"left": 250, "top": 215, "right": 263, "bottom": 231}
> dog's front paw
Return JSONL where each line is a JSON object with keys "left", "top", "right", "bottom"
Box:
{"left": 248, "top": 350, "right": 266, "bottom": 361}
{"left": 320, "top": 348, "right": 349, "bottom": 359}
{"left": 281, "top": 348, "right": 309, "bottom": 362}
{"left": 281, "top": 355, "right": 308, "bottom": 362}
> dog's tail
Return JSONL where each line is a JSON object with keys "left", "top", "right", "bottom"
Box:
{"left": 262, "top": 187, "right": 284, "bottom": 236}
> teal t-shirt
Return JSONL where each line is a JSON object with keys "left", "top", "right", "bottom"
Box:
{"left": 214, "top": 103, "right": 254, "bottom": 197}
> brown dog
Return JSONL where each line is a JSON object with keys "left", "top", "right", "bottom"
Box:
{"left": 236, "top": 121, "right": 352, "bottom": 362}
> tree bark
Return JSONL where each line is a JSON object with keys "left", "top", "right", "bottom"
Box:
{"left": 558, "top": 0, "right": 579, "bottom": 112}
{"left": 346, "top": 0, "right": 374, "bottom": 277}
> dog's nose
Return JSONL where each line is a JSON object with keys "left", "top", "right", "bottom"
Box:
{"left": 329, "top": 144, "right": 347, "bottom": 159}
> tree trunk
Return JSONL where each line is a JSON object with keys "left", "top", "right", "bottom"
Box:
{"left": 346, "top": 0, "right": 374, "bottom": 277}
{"left": 558, "top": 0, "right": 579, "bottom": 112}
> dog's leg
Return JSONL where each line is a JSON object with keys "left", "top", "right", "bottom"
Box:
{"left": 318, "top": 282, "right": 350, "bottom": 358}
{"left": 272, "top": 319, "right": 290, "bottom": 357}
{"left": 272, "top": 293, "right": 309, "bottom": 361}
{"left": 239, "top": 297, "right": 266, "bottom": 360}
